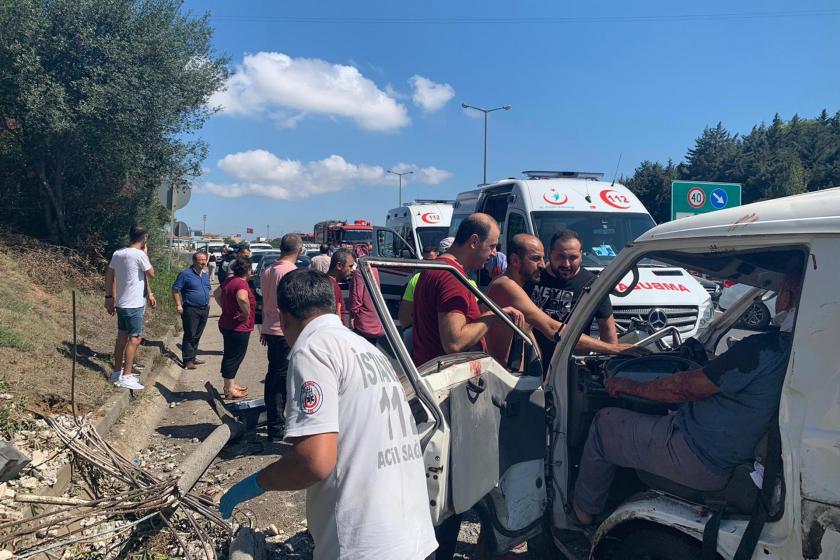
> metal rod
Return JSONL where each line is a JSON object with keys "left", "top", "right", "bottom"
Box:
{"left": 71, "top": 290, "right": 78, "bottom": 420}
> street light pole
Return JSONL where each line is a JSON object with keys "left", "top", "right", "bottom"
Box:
{"left": 387, "top": 170, "right": 414, "bottom": 206}
{"left": 461, "top": 103, "right": 512, "bottom": 185}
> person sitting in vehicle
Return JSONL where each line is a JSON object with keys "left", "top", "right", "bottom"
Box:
{"left": 572, "top": 270, "right": 802, "bottom": 525}
{"left": 485, "top": 234, "right": 644, "bottom": 374}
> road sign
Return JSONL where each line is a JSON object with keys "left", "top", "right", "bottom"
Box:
{"left": 709, "top": 188, "right": 728, "bottom": 209}
{"left": 687, "top": 188, "right": 706, "bottom": 209}
{"left": 174, "top": 221, "right": 190, "bottom": 237}
{"left": 671, "top": 181, "right": 741, "bottom": 220}
{"left": 157, "top": 181, "right": 192, "bottom": 210}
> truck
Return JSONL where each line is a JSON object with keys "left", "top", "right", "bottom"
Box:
{"left": 448, "top": 171, "right": 713, "bottom": 340}
{"left": 314, "top": 219, "right": 373, "bottom": 254}
{"left": 358, "top": 186, "right": 840, "bottom": 559}
{"left": 385, "top": 200, "right": 455, "bottom": 257}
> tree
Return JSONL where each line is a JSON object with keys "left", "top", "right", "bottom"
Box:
{"left": 622, "top": 160, "right": 681, "bottom": 223}
{"left": 0, "top": 0, "right": 227, "bottom": 257}
{"left": 622, "top": 111, "right": 840, "bottom": 217}
{"left": 685, "top": 122, "right": 739, "bottom": 182}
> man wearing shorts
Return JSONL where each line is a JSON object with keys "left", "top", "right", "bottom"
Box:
{"left": 105, "top": 225, "right": 156, "bottom": 390}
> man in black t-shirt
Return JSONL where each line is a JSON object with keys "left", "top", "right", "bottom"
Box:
{"left": 529, "top": 229, "right": 618, "bottom": 371}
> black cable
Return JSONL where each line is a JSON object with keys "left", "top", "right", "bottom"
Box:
{"left": 210, "top": 9, "right": 840, "bottom": 25}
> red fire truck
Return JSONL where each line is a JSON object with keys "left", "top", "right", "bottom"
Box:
{"left": 313, "top": 219, "right": 373, "bottom": 253}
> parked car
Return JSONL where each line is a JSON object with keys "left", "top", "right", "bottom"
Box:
{"left": 252, "top": 253, "right": 311, "bottom": 321}
{"left": 718, "top": 281, "right": 777, "bottom": 330}
{"left": 249, "top": 250, "right": 280, "bottom": 273}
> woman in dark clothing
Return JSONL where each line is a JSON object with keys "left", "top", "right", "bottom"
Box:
{"left": 213, "top": 256, "right": 255, "bottom": 399}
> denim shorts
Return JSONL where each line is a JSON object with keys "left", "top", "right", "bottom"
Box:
{"left": 116, "top": 306, "right": 145, "bottom": 337}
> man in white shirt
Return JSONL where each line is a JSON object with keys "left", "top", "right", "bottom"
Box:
{"left": 104, "top": 225, "right": 156, "bottom": 390}
{"left": 309, "top": 244, "right": 331, "bottom": 273}
{"left": 220, "top": 269, "right": 437, "bottom": 560}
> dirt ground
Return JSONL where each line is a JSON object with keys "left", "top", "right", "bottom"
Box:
{"left": 0, "top": 238, "right": 180, "bottom": 419}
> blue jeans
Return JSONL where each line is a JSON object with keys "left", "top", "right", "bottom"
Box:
{"left": 116, "top": 307, "right": 145, "bottom": 337}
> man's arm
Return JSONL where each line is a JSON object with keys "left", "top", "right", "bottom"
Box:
{"left": 489, "top": 278, "right": 563, "bottom": 338}
{"left": 145, "top": 268, "right": 156, "bottom": 307}
{"left": 348, "top": 274, "right": 364, "bottom": 319}
{"left": 257, "top": 433, "right": 338, "bottom": 490}
{"left": 490, "top": 279, "right": 641, "bottom": 356}
{"left": 597, "top": 315, "right": 619, "bottom": 344}
{"left": 398, "top": 300, "right": 414, "bottom": 328}
{"left": 104, "top": 267, "right": 116, "bottom": 315}
{"left": 605, "top": 368, "right": 719, "bottom": 403}
{"left": 172, "top": 289, "right": 183, "bottom": 315}
{"left": 439, "top": 311, "right": 493, "bottom": 354}
{"left": 439, "top": 307, "right": 525, "bottom": 354}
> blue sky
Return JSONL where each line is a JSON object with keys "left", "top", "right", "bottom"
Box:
{"left": 178, "top": 0, "right": 840, "bottom": 239}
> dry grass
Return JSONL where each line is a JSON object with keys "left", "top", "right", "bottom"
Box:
{"left": 0, "top": 233, "right": 179, "bottom": 415}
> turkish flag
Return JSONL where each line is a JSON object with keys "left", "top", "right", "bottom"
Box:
{"left": 246, "top": 227, "right": 254, "bottom": 234}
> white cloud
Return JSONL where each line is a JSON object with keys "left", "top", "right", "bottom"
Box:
{"left": 196, "top": 149, "right": 450, "bottom": 200}
{"left": 389, "top": 162, "right": 452, "bottom": 185}
{"left": 210, "top": 52, "right": 410, "bottom": 131}
{"left": 409, "top": 75, "right": 455, "bottom": 112}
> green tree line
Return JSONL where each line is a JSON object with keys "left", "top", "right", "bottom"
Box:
{"left": 0, "top": 0, "right": 227, "bottom": 260}
{"left": 623, "top": 111, "right": 840, "bottom": 223}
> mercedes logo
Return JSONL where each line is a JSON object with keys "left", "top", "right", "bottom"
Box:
{"left": 648, "top": 308, "right": 669, "bottom": 330}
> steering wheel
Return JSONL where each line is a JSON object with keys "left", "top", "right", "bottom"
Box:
{"left": 611, "top": 265, "right": 640, "bottom": 297}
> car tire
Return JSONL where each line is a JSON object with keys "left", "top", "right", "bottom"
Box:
{"left": 606, "top": 528, "right": 704, "bottom": 560}
{"left": 738, "top": 302, "right": 771, "bottom": 330}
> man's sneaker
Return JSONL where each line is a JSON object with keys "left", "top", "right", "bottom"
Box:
{"left": 110, "top": 371, "right": 140, "bottom": 382}
{"left": 115, "top": 375, "right": 144, "bottom": 390}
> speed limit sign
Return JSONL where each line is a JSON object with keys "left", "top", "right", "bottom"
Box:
{"left": 687, "top": 187, "right": 706, "bottom": 209}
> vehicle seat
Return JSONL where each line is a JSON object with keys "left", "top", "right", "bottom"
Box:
{"left": 636, "top": 463, "right": 758, "bottom": 515}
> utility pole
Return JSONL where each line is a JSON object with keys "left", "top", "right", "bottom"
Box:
{"left": 387, "top": 170, "right": 414, "bottom": 206}
{"left": 461, "top": 103, "right": 512, "bottom": 185}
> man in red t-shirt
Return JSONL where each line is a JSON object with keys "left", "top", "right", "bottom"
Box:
{"left": 412, "top": 213, "right": 524, "bottom": 560}
{"left": 327, "top": 248, "right": 355, "bottom": 326}
{"left": 412, "top": 213, "right": 524, "bottom": 366}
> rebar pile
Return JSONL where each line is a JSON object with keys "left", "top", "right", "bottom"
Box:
{"left": 0, "top": 415, "right": 233, "bottom": 559}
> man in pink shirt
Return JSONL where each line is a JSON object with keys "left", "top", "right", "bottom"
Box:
{"left": 260, "top": 233, "right": 303, "bottom": 441}
{"left": 348, "top": 245, "right": 385, "bottom": 347}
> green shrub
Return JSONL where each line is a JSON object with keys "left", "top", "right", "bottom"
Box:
{"left": 0, "top": 326, "right": 27, "bottom": 349}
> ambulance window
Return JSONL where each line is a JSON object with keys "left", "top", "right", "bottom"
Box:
{"left": 506, "top": 212, "right": 527, "bottom": 250}
{"left": 483, "top": 193, "right": 510, "bottom": 227}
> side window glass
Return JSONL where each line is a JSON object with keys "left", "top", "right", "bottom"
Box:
{"left": 506, "top": 212, "right": 527, "bottom": 251}
{"left": 376, "top": 230, "right": 398, "bottom": 258}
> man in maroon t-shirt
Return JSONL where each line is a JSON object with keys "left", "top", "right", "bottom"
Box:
{"left": 412, "top": 213, "right": 524, "bottom": 559}
{"left": 327, "top": 248, "right": 355, "bottom": 325}
{"left": 412, "top": 212, "right": 524, "bottom": 365}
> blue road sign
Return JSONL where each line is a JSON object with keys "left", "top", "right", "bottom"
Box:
{"left": 710, "top": 188, "right": 728, "bottom": 209}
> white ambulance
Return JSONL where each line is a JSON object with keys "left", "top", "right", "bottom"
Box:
{"left": 385, "top": 200, "right": 455, "bottom": 257}
{"left": 450, "top": 171, "right": 714, "bottom": 339}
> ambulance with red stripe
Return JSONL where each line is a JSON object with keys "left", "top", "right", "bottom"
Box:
{"left": 385, "top": 200, "right": 455, "bottom": 258}
{"left": 449, "top": 171, "right": 714, "bottom": 339}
